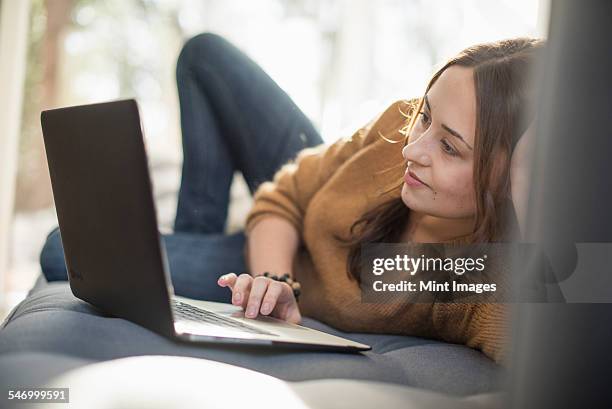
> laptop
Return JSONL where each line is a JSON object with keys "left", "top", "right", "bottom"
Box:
{"left": 40, "top": 99, "right": 370, "bottom": 352}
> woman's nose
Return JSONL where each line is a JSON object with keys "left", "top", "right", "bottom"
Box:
{"left": 402, "top": 135, "right": 432, "bottom": 167}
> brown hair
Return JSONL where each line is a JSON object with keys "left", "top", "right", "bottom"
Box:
{"left": 342, "top": 37, "right": 545, "bottom": 283}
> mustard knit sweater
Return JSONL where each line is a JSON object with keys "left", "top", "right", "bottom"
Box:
{"left": 243, "top": 99, "right": 508, "bottom": 364}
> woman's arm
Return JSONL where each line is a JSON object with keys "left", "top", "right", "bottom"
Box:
{"left": 221, "top": 99, "right": 418, "bottom": 322}
{"left": 243, "top": 99, "right": 416, "bottom": 237}
{"left": 217, "top": 216, "right": 302, "bottom": 323}
{"left": 246, "top": 215, "right": 300, "bottom": 278}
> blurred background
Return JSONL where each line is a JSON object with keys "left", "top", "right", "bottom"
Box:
{"left": 0, "top": 0, "right": 547, "bottom": 319}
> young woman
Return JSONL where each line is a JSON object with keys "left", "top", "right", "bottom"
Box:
{"left": 217, "top": 36, "right": 542, "bottom": 365}
{"left": 40, "top": 33, "right": 542, "bottom": 364}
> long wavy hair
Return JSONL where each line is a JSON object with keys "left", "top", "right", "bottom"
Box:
{"left": 342, "top": 37, "right": 545, "bottom": 283}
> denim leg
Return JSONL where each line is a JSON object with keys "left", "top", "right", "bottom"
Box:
{"left": 40, "top": 226, "right": 246, "bottom": 302}
{"left": 39, "top": 227, "right": 68, "bottom": 282}
{"left": 174, "top": 32, "right": 324, "bottom": 235}
{"left": 161, "top": 231, "right": 247, "bottom": 302}
{"left": 175, "top": 39, "right": 235, "bottom": 234}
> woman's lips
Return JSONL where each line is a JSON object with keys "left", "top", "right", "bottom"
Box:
{"left": 404, "top": 169, "right": 429, "bottom": 188}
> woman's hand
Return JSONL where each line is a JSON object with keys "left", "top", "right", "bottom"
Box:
{"left": 510, "top": 122, "right": 537, "bottom": 238}
{"left": 217, "top": 273, "right": 302, "bottom": 324}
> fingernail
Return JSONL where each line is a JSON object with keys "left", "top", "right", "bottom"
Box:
{"left": 261, "top": 303, "right": 271, "bottom": 314}
{"left": 234, "top": 292, "right": 241, "bottom": 304}
{"left": 247, "top": 306, "right": 257, "bottom": 317}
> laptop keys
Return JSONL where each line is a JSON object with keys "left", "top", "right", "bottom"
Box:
{"left": 171, "top": 299, "right": 277, "bottom": 336}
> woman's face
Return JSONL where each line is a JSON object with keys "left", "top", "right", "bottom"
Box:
{"left": 401, "top": 65, "right": 477, "bottom": 219}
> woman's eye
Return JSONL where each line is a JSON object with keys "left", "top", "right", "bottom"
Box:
{"left": 441, "top": 139, "right": 458, "bottom": 156}
{"left": 418, "top": 111, "right": 430, "bottom": 127}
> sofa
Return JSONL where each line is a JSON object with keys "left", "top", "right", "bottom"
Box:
{"left": 0, "top": 273, "right": 504, "bottom": 408}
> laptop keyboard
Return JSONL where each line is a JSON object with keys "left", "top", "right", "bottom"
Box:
{"left": 171, "top": 299, "right": 277, "bottom": 336}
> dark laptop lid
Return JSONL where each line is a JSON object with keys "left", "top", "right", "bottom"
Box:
{"left": 41, "top": 99, "right": 175, "bottom": 337}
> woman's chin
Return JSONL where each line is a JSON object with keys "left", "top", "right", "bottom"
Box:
{"left": 401, "top": 183, "right": 436, "bottom": 214}
{"left": 401, "top": 183, "right": 422, "bottom": 210}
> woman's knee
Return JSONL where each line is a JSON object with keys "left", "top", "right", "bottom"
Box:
{"left": 39, "top": 226, "right": 68, "bottom": 281}
{"left": 176, "top": 32, "right": 229, "bottom": 73}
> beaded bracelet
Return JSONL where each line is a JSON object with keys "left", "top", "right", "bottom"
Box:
{"left": 262, "top": 272, "right": 301, "bottom": 302}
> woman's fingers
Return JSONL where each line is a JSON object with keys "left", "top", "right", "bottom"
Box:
{"left": 245, "top": 276, "right": 271, "bottom": 318}
{"left": 217, "top": 273, "right": 300, "bottom": 322}
{"left": 217, "top": 273, "right": 237, "bottom": 288}
{"left": 269, "top": 284, "right": 302, "bottom": 323}
{"left": 232, "top": 273, "right": 253, "bottom": 308}
{"left": 259, "top": 281, "right": 284, "bottom": 315}
{"left": 284, "top": 304, "right": 302, "bottom": 324}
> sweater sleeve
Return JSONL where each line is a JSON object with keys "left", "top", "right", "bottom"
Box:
{"left": 244, "top": 99, "right": 416, "bottom": 237}
{"left": 465, "top": 303, "right": 510, "bottom": 365}
{"left": 431, "top": 301, "right": 509, "bottom": 365}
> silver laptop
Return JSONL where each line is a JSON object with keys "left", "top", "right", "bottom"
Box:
{"left": 40, "top": 99, "right": 370, "bottom": 352}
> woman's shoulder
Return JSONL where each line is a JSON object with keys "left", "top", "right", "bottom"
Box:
{"left": 312, "top": 98, "right": 418, "bottom": 164}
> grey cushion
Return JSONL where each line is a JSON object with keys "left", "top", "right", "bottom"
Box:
{"left": 0, "top": 280, "right": 503, "bottom": 396}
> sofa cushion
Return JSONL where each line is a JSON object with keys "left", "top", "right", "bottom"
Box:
{"left": 0, "top": 281, "right": 503, "bottom": 396}
{"left": 36, "top": 355, "right": 502, "bottom": 409}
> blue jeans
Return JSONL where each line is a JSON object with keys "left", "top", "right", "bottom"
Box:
{"left": 39, "top": 33, "right": 324, "bottom": 302}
